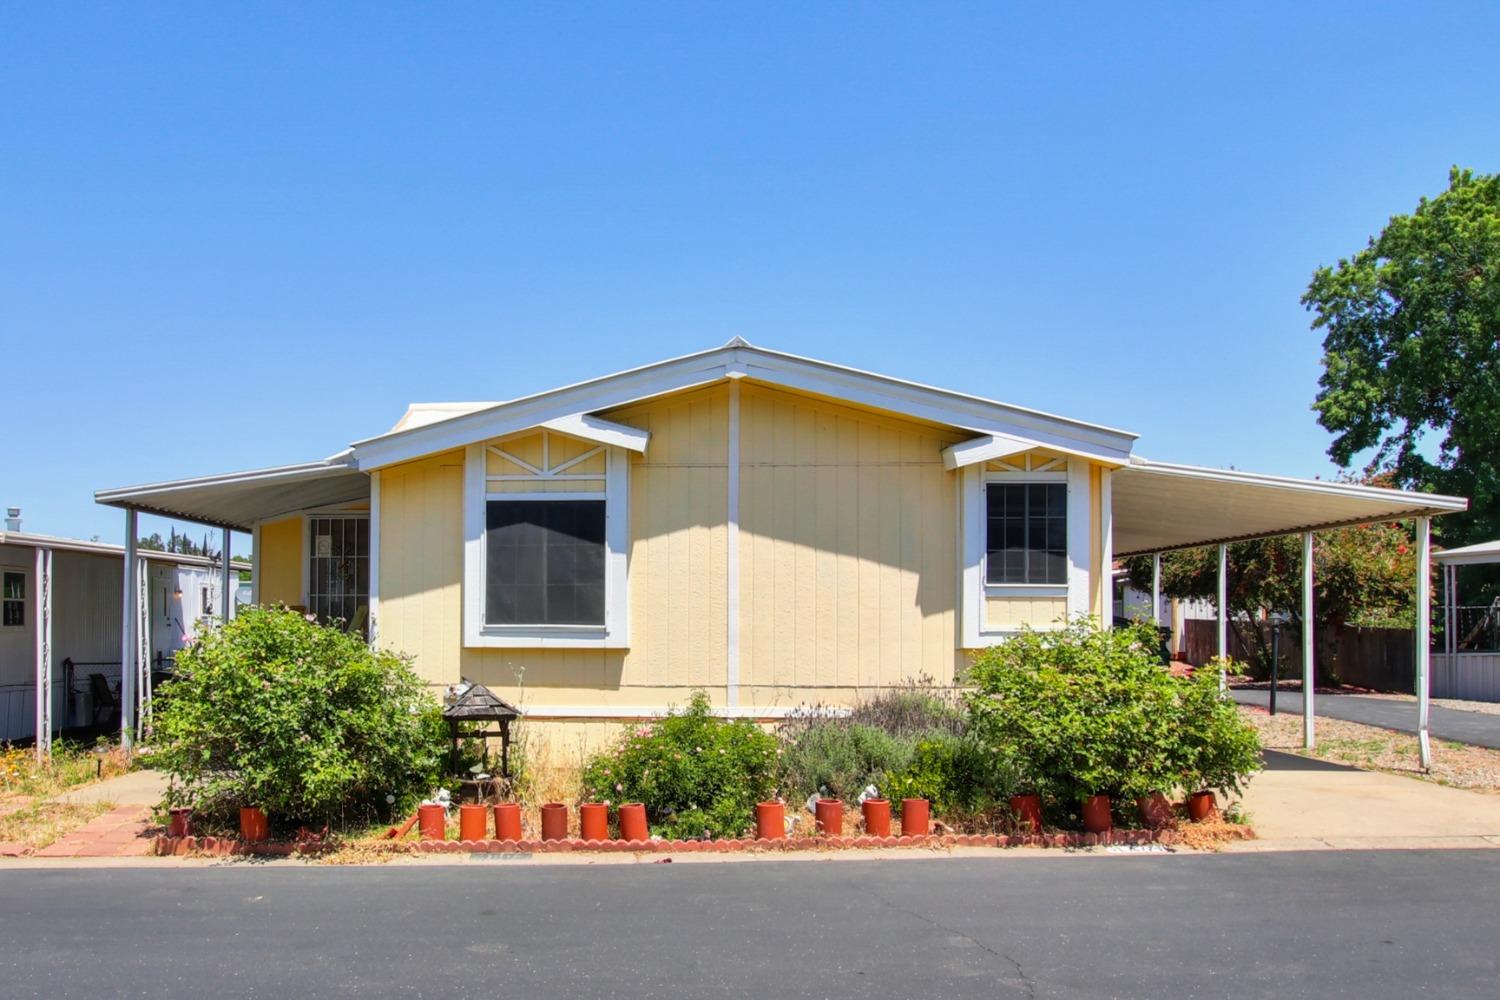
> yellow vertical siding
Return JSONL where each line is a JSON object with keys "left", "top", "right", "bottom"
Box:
{"left": 985, "top": 595, "right": 1068, "bottom": 630}
{"left": 257, "top": 516, "right": 303, "bottom": 607}
{"left": 737, "top": 383, "right": 965, "bottom": 705}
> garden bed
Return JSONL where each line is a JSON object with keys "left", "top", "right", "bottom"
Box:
{"left": 154, "top": 825, "right": 1239, "bottom": 859}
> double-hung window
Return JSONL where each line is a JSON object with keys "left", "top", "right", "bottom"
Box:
{"left": 1, "top": 570, "right": 24, "bottom": 628}
{"left": 985, "top": 482, "right": 1067, "bottom": 586}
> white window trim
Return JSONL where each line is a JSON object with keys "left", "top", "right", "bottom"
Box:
{"left": 463, "top": 440, "right": 630, "bottom": 649}
{"left": 959, "top": 462, "right": 1087, "bottom": 647}
{"left": 1, "top": 565, "right": 28, "bottom": 631}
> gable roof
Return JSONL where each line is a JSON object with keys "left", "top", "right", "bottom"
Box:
{"left": 350, "top": 339, "right": 1138, "bottom": 471}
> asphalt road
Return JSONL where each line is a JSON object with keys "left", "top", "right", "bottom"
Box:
{"left": 4, "top": 852, "right": 1498, "bottom": 998}
{"left": 1231, "top": 688, "right": 1500, "bottom": 749}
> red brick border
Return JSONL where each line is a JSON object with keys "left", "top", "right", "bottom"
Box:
{"left": 154, "top": 828, "right": 1181, "bottom": 857}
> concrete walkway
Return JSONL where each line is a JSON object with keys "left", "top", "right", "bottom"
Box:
{"left": 56, "top": 768, "right": 169, "bottom": 806}
{"left": 1231, "top": 688, "right": 1500, "bottom": 749}
{"left": 1233, "top": 750, "right": 1500, "bottom": 852}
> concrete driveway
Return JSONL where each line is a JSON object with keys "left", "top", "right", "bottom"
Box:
{"left": 1235, "top": 750, "right": 1500, "bottom": 851}
{"left": 1231, "top": 688, "right": 1500, "bottom": 749}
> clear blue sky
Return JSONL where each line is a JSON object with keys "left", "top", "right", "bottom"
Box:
{"left": 4, "top": 4, "right": 1498, "bottom": 555}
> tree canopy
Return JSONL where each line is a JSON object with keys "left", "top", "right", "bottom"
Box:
{"left": 1305, "top": 167, "right": 1500, "bottom": 549}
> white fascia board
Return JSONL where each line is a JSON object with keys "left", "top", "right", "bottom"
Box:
{"left": 352, "top": 343, "right": 1137, "bottom": 471}
{"left": 942, "top": 433, "right": 1041, "bottom": 471}
{"left": 540, "top": 413, "right": 650, "bottom": 453}
{"left": 1125, "top": 458, "right": 1469, "bottom": 512}
{"left": 94, "top": 457, "right": 358, "bottom": 504}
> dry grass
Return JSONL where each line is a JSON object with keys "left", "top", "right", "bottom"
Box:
{"left": 0, "top": 798, "right": 114, "bottom": 850}
{"left": 1241, "top": 705, "right": 1500, "bottom": 792}
{"left": 0, "top": 742, "right": 131, "bottom": 804}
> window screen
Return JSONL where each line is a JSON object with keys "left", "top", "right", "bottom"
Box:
{"left": 485, "top": 500, "right": 606, "bottom": 626}
{"left": 985, "top": 483, "right": 1067, "bottom": 585}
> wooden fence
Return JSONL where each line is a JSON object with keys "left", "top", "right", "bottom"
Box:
{"left": 1181, "top": 619, "right": 1415, "bottom": 693}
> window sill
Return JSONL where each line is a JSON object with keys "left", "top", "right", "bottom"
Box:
{"left": 983, "top": 584, "right": 1068, "bottom": 598}
{"left": 467, "top": 625, "right": 627, "bottom": 650}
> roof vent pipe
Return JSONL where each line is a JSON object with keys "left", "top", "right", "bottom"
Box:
{"left": 4, "top": 507, "right": 19, "bottom": 532}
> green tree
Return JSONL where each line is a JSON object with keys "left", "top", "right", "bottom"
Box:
{"left": 1305, "top": 167, "right": 1500, "bottom": 552}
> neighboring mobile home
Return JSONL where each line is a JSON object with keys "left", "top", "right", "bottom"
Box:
{"left": 94, "top": 341, "right": 1466, "bottom": 751}
{"left": 0, "top": 511, "right": 250, "bottom": 742}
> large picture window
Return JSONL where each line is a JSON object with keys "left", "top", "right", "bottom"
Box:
{"left": 485, "top": 499, "right": 606, "bottom": 626}
{"left": 985, "top": 482, "right": 1067, "bottom": 585}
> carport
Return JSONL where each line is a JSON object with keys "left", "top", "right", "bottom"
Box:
{"left": 1112, "top": 458, "right": 1467, "bottom": 767}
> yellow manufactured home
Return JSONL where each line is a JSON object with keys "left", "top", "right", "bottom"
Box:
{"left": 95, "top": 341, "right": 1466, "bottom": 751}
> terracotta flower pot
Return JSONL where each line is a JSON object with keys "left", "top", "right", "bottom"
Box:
{"left": 815, "top": 798, "right": 844, "bottom": 836}
{"left": 1080, "top": 794, "right": 1112, "bottom": 834}
{"left": 168, "top": 807, "right": 193, "bottom": 839}
{"left": 540, "top": 802, "right": 568, "bottom": 841}
{"left": 900, "top": 798, "right": 930, "bottom": 837}
{"left": 755, "top": 801, "right": 784, "bottom": 840}
{"left": 579, "top": 802, "right": 609, "bottom": 842}
{"left": 239, "top": 806, "right": 269, "bottom": 843}
{"left": 1137, "top": 793, "right": 1174, "bottom": 830}
{"left": 1187, "top": 790, "right": 1216, "bottom": 822}
{"left": 618, "top": 802, "right": 649, "bottom": 842}
{"left": 418, "top": 803, "right": 446, "bottom": 840}
{"left": 493, "top": 802, "right": 522, "bottom": 841}
{"left": 1009, "top": 794, "right": 1043, "bottom": 834}
{"left": 458, "top": 803, "right": 489, "bottom": 842}
{"left": 861, "top": 798, "right": 891, "bottom": 838}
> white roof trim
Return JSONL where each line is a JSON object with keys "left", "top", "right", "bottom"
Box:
{"left": 1433, "top": 539, "right": 1500, "bottom": 566}
{"left": 943, "top": 433, "right": 1045, "bottom": 471}
{"left": 1123, "top": 458, "right": 1468, "bottom": 510}
{"left": 350, "top": 342, "right": 1138, "bottom": 471}
{"left": 0, "top": 530, "right": 250, "bottom": 569}
{"left": 540, "top": 413, "right": 650, "bottom": 453}
{"left": 96, "top": 455, "right": 358, "bottom": 503}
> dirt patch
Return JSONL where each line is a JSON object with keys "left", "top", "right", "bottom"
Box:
{"left": 0, "top": 799, "right": 114, "bottom": 851}
{"left": 1241, "top": 705, "right": 1500, "bottom": 792}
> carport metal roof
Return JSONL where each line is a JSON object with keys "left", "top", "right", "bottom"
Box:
{"left": 1113, "top": 458, "right": 1467, "bottom": 557}
{"left": 94, "top": 453, "right": 370, "bottom": 532}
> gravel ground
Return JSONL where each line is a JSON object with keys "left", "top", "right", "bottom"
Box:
{"left": 1240, "top": 704, "right": 1500, "bottom": 792}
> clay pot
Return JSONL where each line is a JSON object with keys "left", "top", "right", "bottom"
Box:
{"left": 493, "top": 802, "right": 522, "bottom": 841}
{"left": 900, "top": 798, "right": 930, "bottom": 837}
{"left": 755, "top": 801, "right": 785, "bottom": 840}
{"left": 168, "top": 807, "right": 193, "bottom": 839}
{"left": 861, "top": 798, "right": 891, "bottom": 838}
{"left": 1187, "top": 790, "right": 1216, "bottom": 822}
{"left": 1009, "top": 794, "right": 1043, "bottom": 834}
{"left": 417, "top": 803, "right": 446, "bottom": 840}
{"left": 458, "top": 803, "right": 489, "bottom": 842}
{"left": 815, "top": 798, "right": 844, "bottom": 836}
{"left": 239, "top": 806, "right": 269, "bottom": 843}
{"left": 540, "top": 802, "right": 568, "bottom": 841}
{"left": 1080, "top": 794, "right": 1112, "bottom": 834}
{"left": 1137, "top": 793, "right": 1174, "bottom": 829}
{"left": 618, "top": 802, "right": 649, "bottom": 842}
{"left": 579, "top": 802, "right": 609, "bottom": 842}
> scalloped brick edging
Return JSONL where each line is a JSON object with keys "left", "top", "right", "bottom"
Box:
{"left": 154, "top": 828, "right": 1181, "bottom": 857}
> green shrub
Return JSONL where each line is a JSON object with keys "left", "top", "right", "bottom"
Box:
{"left": 965, "top": 619, "right": 1190, "bottom": 805}
{"left": 882, "top": 732, "right": 1018, "bottom": 821}
{"left": 776, "top": 721, "right": 913, "bottom": 804}
{"left": 152, "top": 607, "right": 445, "bottom": 830}
{"left": 580, "top": 691, "right": 777, "bottom": 839}
{"left": 1179, "top": 659, "right": 1262, "bottom": 796}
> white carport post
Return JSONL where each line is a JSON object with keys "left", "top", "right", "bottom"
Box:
{"left": 1301, "top": 531, "right": 1315, "bottom": 749}
{"left": 1150, "top": 553, "right": 1161, "bottom": 626}
{"left": 120, "top": 508, "right": 137, "bottom": 751}
{"left": 1216, "top": 543, "right": 1228, "bottom": 689}
{"left": 33, "top": 546, "right": 53, "bottom": 761}
{"left": 1415, "top": 516, "right": 1432, "bottom": 769}
{"left": 219, "top": 526, "right": 233, "bottom": 622}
